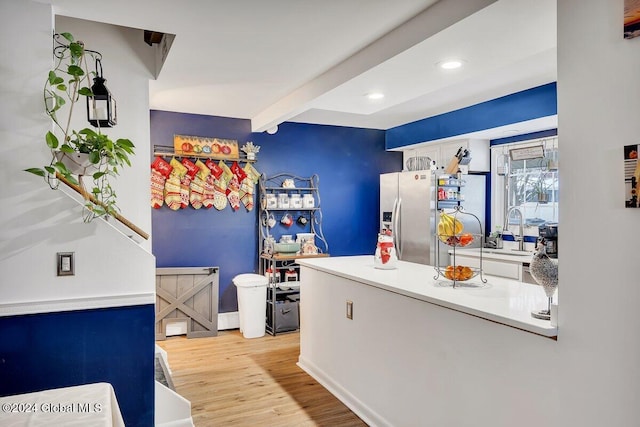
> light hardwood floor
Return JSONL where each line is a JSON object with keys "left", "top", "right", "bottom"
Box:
{"left": 156, "top": 330, "right": 367, "bottom": 426}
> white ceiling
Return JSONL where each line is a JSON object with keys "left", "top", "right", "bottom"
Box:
{"left": 50, "top": 0, "right": 557, "bottom": 137}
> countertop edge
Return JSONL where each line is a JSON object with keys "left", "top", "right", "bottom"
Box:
{"left": 298, "top": 256, "right": 557, "bottom": 338}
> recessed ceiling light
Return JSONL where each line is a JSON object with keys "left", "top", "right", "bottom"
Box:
{"left": 366, "top": 92, "right": 385, "bottom": 100}
{"left": 439, "top": 60, "right": 464, "bottom": 70}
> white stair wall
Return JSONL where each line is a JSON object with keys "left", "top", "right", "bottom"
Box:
{"left": 155, "top": 381, "right": 194, "bottom": 427}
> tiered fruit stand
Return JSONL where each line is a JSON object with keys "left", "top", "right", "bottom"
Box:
{"left": 433, "top": 206, "right": 487, "bottom": 288}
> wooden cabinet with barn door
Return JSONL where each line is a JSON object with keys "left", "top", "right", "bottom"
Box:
{"left": 155, "top": 267, "right": 219, "bottom": 340}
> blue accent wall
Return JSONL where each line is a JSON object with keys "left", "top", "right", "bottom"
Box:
{"left": 0, "top": 304, "right": 155, "bottom": 427}
{"left": 386, "top": 82, "right": 557, "bottom": 149}
{"left": 150, "top": 110, "right": 403, "bottom": 313}
{"left": 490, "top": 128, "right": 558, "bottom": 146}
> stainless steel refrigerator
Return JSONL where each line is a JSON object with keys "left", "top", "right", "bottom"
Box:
{"left": 380, "top": 171, "right": 485, "bottom": 266}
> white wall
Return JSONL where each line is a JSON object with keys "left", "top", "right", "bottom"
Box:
{"left": 557, "top": 0, "right": 640, "bottom": 425}
{"left": 55, "top": 15, "right": 155, "bottom": 251}
{"left": 0, "top": 1, "right": 155, "bottom": 314}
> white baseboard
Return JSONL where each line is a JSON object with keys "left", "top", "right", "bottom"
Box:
{"left": 0, "top": 293, "right": 156, "bottom": 317}
{"left": 297, "top": 355, "right": 390, "bottom": 427}
{"left": 158, "top": 312, "right": 239, "bottom": 339}
{"left": 217, "top": 311, "right": 239, "bottom": 330}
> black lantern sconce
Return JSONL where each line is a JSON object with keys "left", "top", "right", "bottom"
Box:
{"left": 86, "top": 57, "right": 117, "bottom": 128}
{"left": 51, "top": 34, "right": 118, "bottom": 128}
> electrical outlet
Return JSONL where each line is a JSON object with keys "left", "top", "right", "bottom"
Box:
{"left": 346, "top": 300, "right": 353, "bottom": 319}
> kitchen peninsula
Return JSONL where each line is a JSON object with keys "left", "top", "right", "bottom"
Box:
{"left": 297, "top": 256, "right": 558, "bottom": 427}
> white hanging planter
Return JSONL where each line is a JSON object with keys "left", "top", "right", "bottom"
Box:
{"left": 54, "top": 152, "right": 97, "bottom": 176}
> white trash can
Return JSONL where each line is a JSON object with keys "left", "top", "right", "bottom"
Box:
{"left": 233, "top": 273, "right": 268, "bottom": 339}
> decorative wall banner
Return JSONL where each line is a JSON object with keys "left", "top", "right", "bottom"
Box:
{"left": 624, "top": 144, "right": 639, "bottom": 207}
{"left": 624, "top": 0, "right": 640, "bottom": 39}
{"left": 173, "top": 134, "right": 239, "bottom": 158}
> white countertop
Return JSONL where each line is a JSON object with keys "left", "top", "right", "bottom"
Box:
{"left": 297, "top": 255, "right": 557, "bottom": 338}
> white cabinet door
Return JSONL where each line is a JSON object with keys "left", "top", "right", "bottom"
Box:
{"left": 483, "top": 259, "right": 520, "bottom": 279}
{"left": 402, "top": 139, "right": 489, "bottom": 172}
{"left": 440, "top": 141, "right": 465, "bottom": 170}
{"left": 440, "top": 139, "right": 490, "bottom": 172}
{"left": 402, "top": 145, "right": 439, "bottom": 171}
{"left": 450, "top": 255, "right": 520, "bottom": 280}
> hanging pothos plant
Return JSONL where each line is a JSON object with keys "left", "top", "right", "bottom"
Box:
{"left": 24, "top": 32, "right": 135, "bottom": 221}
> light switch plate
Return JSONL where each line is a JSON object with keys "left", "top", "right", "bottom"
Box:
{"left": 57, "top": 252, "right": 74, "bottom": 276}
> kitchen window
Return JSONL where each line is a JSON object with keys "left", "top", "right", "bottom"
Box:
{"left": 491, "top": 137, "right": 558, "bottom": 236}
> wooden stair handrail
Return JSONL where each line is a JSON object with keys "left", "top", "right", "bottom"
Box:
{"left": 56, "top": 172, "right": 150, "bottom": 240}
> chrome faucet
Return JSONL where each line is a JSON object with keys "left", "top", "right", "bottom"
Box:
{"left": 504, "top": 206, "right": 524, "bottom": 251}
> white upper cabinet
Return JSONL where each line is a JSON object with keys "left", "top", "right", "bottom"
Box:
{"left": 402, "top": 139, "right": 490, "bottom": 173}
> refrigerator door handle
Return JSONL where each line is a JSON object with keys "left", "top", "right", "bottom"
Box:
{"left": 391, "top": 197, "right": 398, "bottom": 246}
{"left": 394, "top": 198, "right": 402, "bottom": 258}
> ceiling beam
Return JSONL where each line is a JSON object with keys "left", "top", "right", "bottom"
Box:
{"left": 250, "top": 0, "right": 497, "bottom": 132}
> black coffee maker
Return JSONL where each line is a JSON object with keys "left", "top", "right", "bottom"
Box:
{"left": 538, "top": 224, "right": 558, "bottom": 258}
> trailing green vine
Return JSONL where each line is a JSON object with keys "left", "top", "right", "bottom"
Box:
{"left": 24, "top": 32, "right": 134, "bottom": 221}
